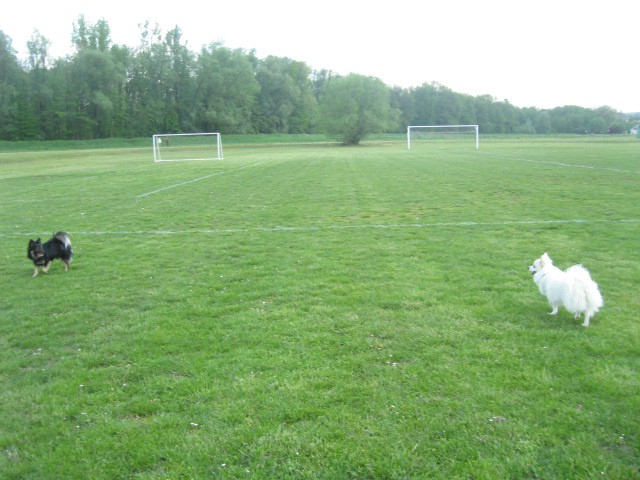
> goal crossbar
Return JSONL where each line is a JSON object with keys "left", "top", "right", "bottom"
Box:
{"left": 407, "top": 125, "right": 479, "bottom": 150}
{"left": 152, "top": 132, "right": 223, "bottom": 162}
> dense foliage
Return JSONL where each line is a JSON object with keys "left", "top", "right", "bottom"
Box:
{"left": 0, "top": 19, "right": 635, "bottom": 141}
{"left": 318, "top": 74, "right": 395, "bottom": 144}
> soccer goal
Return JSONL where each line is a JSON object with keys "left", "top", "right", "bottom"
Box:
{"left": 407, "top": 125, "right": 479, "bottom": 150}
{"left": 152, "top": 133, "right": 223, "bottom": 162}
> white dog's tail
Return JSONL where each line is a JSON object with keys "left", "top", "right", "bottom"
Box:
{"left": 567, "top": 265, "right": 604, "bottom": 316}
{"left": 53, "top": 231, "right": 73, "bottom": 265}
{"left": 54, "top": 231, "right": 71, "bottom": 249}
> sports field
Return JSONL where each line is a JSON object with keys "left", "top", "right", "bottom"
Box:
{"left": 1, "top": 136, "right": 638, "bottom": 478}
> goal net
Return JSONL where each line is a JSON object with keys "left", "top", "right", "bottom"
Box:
{"left": 407, "top": 125, "right": 479, "bottom": 150}
{"left": 152, "top": 133, "right": 223, "bottom": 162}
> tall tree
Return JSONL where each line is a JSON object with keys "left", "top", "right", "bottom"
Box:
{"left": 25, "top": 32, "right": 49, "bottom": 139}
{"left": 318, "top": 74, "right": 394, "bottom": 145}
{"left": 71, "top": 16, "right": 112, "bottom": 52}
{"left": 254, "top": 56, "right": 317, "bottom": 133}
{"left": 39, "top": 59, "right": 73, "bottom": 139}
{"left": 70, "top": 49, "right": 122, "bottom": 138}
{"left": 433, "top": 85, "right": 462, "bottom": 125}
{"left": 26, "top": 30, "right": 50, "bottom": 71}
{"left": 311, "top": 69, "right": 333, "bottom": 102}
{"left": 126, "top": 24, "right": 194, "bottom": 135}
{"left": 534, "top": 110, "right": 551, "bottom": 134}
{"left": 164, "top": 27, "right": 196, "bottom": 131}
{"left": 390, "top": 86, "right": 416, "bottom": 132}
{"left": 195, "top": 44, "right": 259, "bottom": 133}
{"left": 67, "top": 18, "right": 127, "bottom": 138}
{"left": 0, "top": 31, "right": 25, "bottom": 139}
{"left": 410, "top": 83, "right": 438, "bottom": 126}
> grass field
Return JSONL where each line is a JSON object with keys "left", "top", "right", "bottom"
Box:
{"left": 1, "top": 135, "right": 638, "bottom": 479}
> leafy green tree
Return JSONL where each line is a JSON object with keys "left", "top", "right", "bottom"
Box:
{"left": 535, "top": 110, "right": 552, "bottom": 134}
{"left": 69, "top": 49, "right": 120, "bottom": 138}
{"left": 458, "top": 95, "right": 478, "bottom": 126}
{"left": 589, "top": 117, "right": 607, "bottom": 134}
{"left": 472, "top": 95, "right": 494, "bottom": 132}
{"left": 411, "top": 83, "right": 439, "bottom": 126}
{"left": 164, "top": 27, "right": 196, "bottom": 131}
{"left": 108, "top": 44, "right": 133, "bottom": 136}
{"left": 26, "top": 30, "right": 50, "bottom": 71}
{"left": 594, "top": 106, "right": 619, "bottom": 131}
{"left": 491, "top": 100, "right": 519, "bottom": 133}
{"left": 67, "top": 16, "right": 129, "bottom": 138}
{"left": 40, "top": 59, "right": 73, "bottom": 139}
{"left": 318, "top": 74, "right": 394, "bottom": 145}
{"left": 126, "top": 23, "right": 191, "bottom": 135}
{"left": 0, "top": 31, "right": 24, "bottom": 139}
{"left": 1, "top": 22, "right": 633, "bottom": 140}
{"left": 433, "top": 85, "right": 463, "bottom": 125}
{"left": 311, "top": 69, "right": 333, "bottom": 102}
{"left": 283, "top": 59, "right": 318, "bottom": 133}
{"left": 550, "top": 106, "right": 590, "bottom": 133}
{"left": 194, "top": 44, "right": 259, "bottom": 133}
{"left": 254, "top": 56, "right": 317, "bottom": 133}
{"left": 390, "top": 86, "right": 415, "bottom": 132}
{"left": 25, "top": 30, "right": 61, "bottom": 139}
{"left": 67, "top": 17, "right": 131, "bottom": 138}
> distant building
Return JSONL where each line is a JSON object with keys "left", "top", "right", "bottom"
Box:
{"left": 631, "top": 124, "right": 639, "bottom": 136}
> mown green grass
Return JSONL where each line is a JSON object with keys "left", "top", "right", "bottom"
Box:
{"left": 1, "top": 136, "right": 638, "bottom": 479}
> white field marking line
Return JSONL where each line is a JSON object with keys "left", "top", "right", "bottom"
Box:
{"left": 479, "top": 152, "right": 640, "bottom": 175}
{"left": 4, "top": 219, "right": 638, "bottom": 238}
{"left": 137, "top": 161, "right": 267, "bottom": 198}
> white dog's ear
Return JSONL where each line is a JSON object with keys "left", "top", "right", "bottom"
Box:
{"left": 541, "top": 252, "right": 551, "bottom": 266}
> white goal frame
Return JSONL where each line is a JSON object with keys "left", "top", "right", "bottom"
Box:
{"left": 152, "top": 132, "right": 223, "bottom": 162}
{"left": 407, "top": 125, "right": 479, "bottom": 150}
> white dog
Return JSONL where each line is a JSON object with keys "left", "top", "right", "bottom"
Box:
{"left": 528, "top": 253, "right": 603, "bottom": 327}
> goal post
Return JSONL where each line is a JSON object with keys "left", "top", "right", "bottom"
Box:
{"left": 152, "top": 132, "right": 223, "bottom": 162}
{"left": 407, "top": 125, "right": 479, "bottom": 150}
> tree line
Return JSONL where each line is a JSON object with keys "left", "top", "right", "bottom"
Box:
{"left": 0, "top": 18, "right": 634, "bottom": 142}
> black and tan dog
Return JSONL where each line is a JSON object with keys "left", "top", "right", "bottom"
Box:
{"left": 28, "top": 232, "right": 73, "bottom": 277}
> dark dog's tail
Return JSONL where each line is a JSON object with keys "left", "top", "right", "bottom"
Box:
{"left": 54, "top": 231, "right": 73, "bottom": 264}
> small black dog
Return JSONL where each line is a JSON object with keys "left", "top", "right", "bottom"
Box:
{"left": 28, "top": 232, "right": 73, "bottom": 277}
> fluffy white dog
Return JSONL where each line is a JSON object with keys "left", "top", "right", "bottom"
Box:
{"left": 528, "top": 253, "right": 603, "bottom": 327}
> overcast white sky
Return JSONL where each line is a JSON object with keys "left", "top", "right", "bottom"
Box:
{"left": 2, "top": 0, "right": 639, "bottom": 112}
